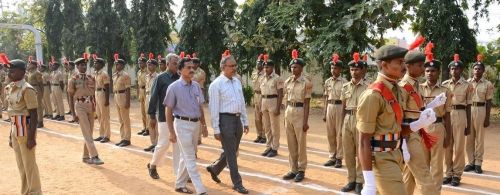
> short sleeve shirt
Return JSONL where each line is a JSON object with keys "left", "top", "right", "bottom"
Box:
{"left": 137, "top": 69, "right": 147, "bottom": 87}
{"left": 163, "top": 79, "right": 204, "bottom": 118}
{"left": 420, "top": 81, "right": 452, "bottom": 117}
{"left": 113, "top": 71, "right": 131, "bottom": 91}
{"left": 324, "top": 76, "right": 346, "bottom": 100}
{"left": 6, "top": 79, "right": 38, "bottom": 116}
{"left": 94, "top": 69, "right": 110, "bottom": 89}
{"left": 398, "top": 75, "right": 422, "bottom": 119}
{"left": 251, "top": 71, "right": 264, "bottom": 92}
{"left": 51, "top": 70, "right": 64, "bottom": 84}
{"left": 260, "top": 72, "right": 284, "bottom": 95}
{"left": 467, "top": 77, "right": 494, "bottom": 102}
{"left": 42, "top": 72, "right": 51, "bottom": 84}
{"left": 442, "top": 77, "right": 473, "bottom": 106}
{"left": 284, "top": 74, "right": 313, "bottom": 102}
{"left": 68, "top": 74, "right": 95, "bottom": 98}
{"left": 145, "top": 72, "right": 158, "bottom": 94}
{"left": 27, "top": 70, "right": 43, "bottom": 87}
{"left": 341, "top": 79, "right": 368, "bottom": 110}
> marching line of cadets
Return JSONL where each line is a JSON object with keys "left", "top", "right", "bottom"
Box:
{"left": 0, "top": 36, "right": 494, "bottom": 195}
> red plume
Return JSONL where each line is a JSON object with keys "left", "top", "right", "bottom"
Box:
{"left": 291, "top": 49, "right": 298, "bottom": 59}
{"left": 257, "top": 54, "right": 263, "bottom": 61}
{"left": 424, "top": 42, "right": 434, "bottom": 55}
{"left": 140, "top": 53, "right": 145, "bottom": 59}
{"left": 332, "top": 53, "right": 339, "bottom": 63}
{"left": 148, "top": 52, "right": 154, "bottom": 60}
{"left": 92, "top": 54, "right": 97, "bottom": 60}
{"left": 453, "top": 54, "right": 460, "bottom": 62}
{"left": 28, "top": 56, "right": 33, "bottom": 63}
{"left": 223, "top": 50, "right": 231, "bottom": 57}
{"left": 426, "top": 53, "right": 434, "bottom": 62}
{"left": 157, "top": 54, "right": 162, "bottom": 61}
{"left": 63, "top": 57, "right": 69, "bottom": 65}
{"left": 362, "top": 54, "right": 368, "bottom": 62}
{"left": 114, "top": 53, "right": 119, "bottom": 61}
{"left": 180, "top": 52, "right": 185, "bottom": 59}
{"left": 83, "top": 53, "right": 89, "bottom": 60}
{"left": 263, "top": 54, "right": 269, "bottom": 62}
{"left": 408, "top": 35, "right": 425, "bottom": 50}
{"left": 186, "top": 55, "right": 192, "bottom": 59}
{"left": 51, "top": 56, "right": 56, "bottom": 64}
{"left": 192, "top": 53, "right": 197, "bottom": 58}
{"left": 0, "top": 53, "right": 10, "bottom": 64}
{"left": 477, "top": 54, "right": 483, "bottom": 62}
{"left": 353, "top": 52, "right": 360, "bottom": 63}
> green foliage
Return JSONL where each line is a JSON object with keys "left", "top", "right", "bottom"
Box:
{"left": 61, "top": 0, "right": 87, "bottom": 59}
{"left": 243, "top": 85, "right": 254, "bottom": 106}
{"left": 45, "top": 0, "right": 64, "bottom": 59}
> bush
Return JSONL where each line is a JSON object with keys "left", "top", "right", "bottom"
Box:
{"left": 243, "top": 85, "right": 254, "bottom": 106}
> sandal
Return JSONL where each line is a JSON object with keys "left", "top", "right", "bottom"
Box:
{"left": 175, "top": 187, "right": 194, "bottom": 194}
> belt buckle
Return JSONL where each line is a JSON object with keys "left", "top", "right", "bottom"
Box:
{"left": 235, "top": 113, "right": 241, "bottom": 117}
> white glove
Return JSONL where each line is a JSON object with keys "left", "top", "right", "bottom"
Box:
{"left": 409, "top": 108, "right": 436, "bottom": 132}
{"left": 426, "top": 92, "right": 447, "bottom": 109}
{"left": 362, "top": 171, "right": 377, "bottom": 195}
{"left": 402, "top": 139, "right": 410, "bottom": 162}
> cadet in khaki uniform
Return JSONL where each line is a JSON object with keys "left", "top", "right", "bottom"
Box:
{"left": 442, "top": 54, "right": 472, "bottom": 186}
{"left": 358, "top": 45, "right": 438, "bottom": 195}
{"left": 192, "top": 53, "right": 207, "bottom": 145}
{"left": 251, "top": 55, "right": 266, "bottom": 143}
{"left": 65, "top": 61, "right": 77, "bottom": 121}
{"left": 2, "top": 55, "right": 42, "bottom": 195}
{"left": 323, "top": 54, "right": 346, "bottom": 168}
{"left": 50, "top": 63, "right": 65, "bottom": 121}
{"left": 40, "top": 64, "right": 53, "bottom": 119}
{"left": 259, "top": 55, "right": 284, "bottom": 158}
{"left": 0, "top": 65, "right": 6, "bottom": 115}
{"left": 464, "top": 55, "right": 494, "bottom": 174}
{"left": 113, "top": 55, "right": 132, "bottom": 147}
{"left": 339, "top": 53, "right": 367, "bottom": 193}
{"left": 282, "top": 49, "right": 312, "bottom": 182}
{"left": 144, "top": 58, "right": 159, "bottom": 152}
{"left": 421, "top": 58, "right": 452, "bottom": 192}
{"left": 68, "top": 57, "right": 104, "bottom": 165}
{"left": 92, "top": 58, "right": 111, "bottom": 143}
{"left": 26, "top": 60, "right": 44, "bottom": 128}
{"left": 399, "top": 47, "right": 438, "bottom": 195}
{"left": 136, "top": 54, "right": 149, "bottom": 136}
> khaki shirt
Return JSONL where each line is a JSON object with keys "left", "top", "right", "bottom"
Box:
{"left": 284, "top": 74, "right": 313, "bottom": 103}
{"left": 420, "top": 81, "right": 452, "bottom": 117}
{"left": 51, "top": 70, "right": 64, "bottom": 85}
{"left": 324, "top": 76, "right": 347, "bottom": 100}
{"left": 42, "top": 72, "right": 51, "bottom": 85}
{"left": 251, "top": 70, "right": 264, "bottom": 92}
{"left": 112, "top": 71, "right": 131, "bottom": 91}
{"left": 145, "top": 72, "right": 158, "bottom": 94}
{"left": 442, "top": 77, "right": 473, "bottom": 106}
{"left": 27, "top": 70, "right": 43, "bottom": 88}
{"left": 398, "top": 75, "right": 422, "bottom": 119}
{"left": 94, "top": 69, "right": 110, "bottom": 89}
{"left": 260, "top": 72, "right": 284, "bottom": 95}
{"left": 357, "top": 75, "right": 406, "bottom": 136}
{"left": 6, "top": 79, "right": 38, "bottom": 116}
{"left": 193, "top": 68, "right": 206, "bottom": 88}
{"left": 467, "top": 77, "right": 494, "bottom": 102}
{"left": 137, "top": 69, "right": 147, "bottom": 87}
{"left": 341, "top": 79, "right": 368, "bottom": 110}
{"left": 68, "top": 73, "right": 95, "bottom": 98}
{"left": 0, "top": 69, "right": 6, "bottom": 94}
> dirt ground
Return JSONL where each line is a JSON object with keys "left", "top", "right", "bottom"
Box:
{"left": 1, "top": 99, "right": 500, "bottom": 195}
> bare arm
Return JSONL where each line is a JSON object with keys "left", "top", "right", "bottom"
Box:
{"left": 303, "top": 98, "right": 311, "bottom": 132}
{"left": 359, "top": 132, "right": 373, "bottom": 170}
{"left": 104, "top": 83, "right": 110, "bottom": 106}
{"left": 166, "top": 107, "right": 176, "bottom": 142}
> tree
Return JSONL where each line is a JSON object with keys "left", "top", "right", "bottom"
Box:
{"left": 86, "top": 0, "right": 118, "bottom": 62}
{"left": 113, "top": 0, "right": 132, "bottom": 63}
{"left": 61, "top": 0, "right": 86, "bottom": 59}
{"left": 45, "top": 0, "right": 64, "bottom": 59}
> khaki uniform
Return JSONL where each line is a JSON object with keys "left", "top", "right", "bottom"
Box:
{"left": 41, "top": 72, "right": 53, "bottom": 116}
{"left": 399, "top": 75, "right": 437, "bottom": 195}
{"left": 94, "top": 69, "right": 111, "bottom": 139}
{"left": 51, "top": 70, "right": 65, "bottom": 116}
{"left": 27, "top": 70, "right": 44, "bottom": 122}
{"left": 357, "top": 75, "right": 406, "bottom": 195}
{"left": 324, "top": 76, "right": 346, "bottom": 160}
{"left": 68, "top": 73, "right": 99, "bottom": 158}
{"left": 113, "top": 70, "right": 132, "bottom": 141}
{"left": 284, "top": 74, "right": 312, "bottom": 173}
{"left": 6, "top": 79, "right": 42, "bottom": 195}
{"left": 0, "top": 69, "right": 6, "bottom": 114}
{"left": 442, "top": 77, "right": 472, "bottom": 178}
{"left": 421, "top": 81, "right": 452, "bottom": 191}
{"left": 193, "top": 68, "right": 206, "bottom": 89}
{"left": 341, "top": 79, "right": 367, "bottom": 183}
{"left": 260, "top": 72, "right": 284, "bottom": 150}
{"left": 145, "top": 71, "right": 158, "bottom": 145}
{"left": 137, "top": 69, "right": 147, "bottom": 130}
{"left": 466, "top": 77, "right": 494, "bottom": 166}
{"left": 251, "top": 70, "right": 265, "bottom": 138}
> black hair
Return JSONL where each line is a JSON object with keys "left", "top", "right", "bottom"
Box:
{"left": 177, "top": 57, "right": 192, "bottom": 70}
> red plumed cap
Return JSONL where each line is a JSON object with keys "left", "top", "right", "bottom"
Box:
{"left": 408, "top": 35, "right": 425, "bottom": 50}
{"left": 258, "top": 54, "right": 264, "bottom": 61}
{"left": 186, "top": 55, "right": 192, "bottom": 59}
{"left": 353, "top": 52, "right": 360, "bottom": 63}
{"left": 223, "top": 50, "right": 231, "bottom": 57}
{"left": 157, "top": 54, "right": 162, "bottom": 60}
{"left": 51, "top": 56, "right": 56, "bottom": 64}
{"left": 453, "top": 54, "right": 460, "bottom": 62}
{"left": 180, "top": 52, "right": 185, "bottom": 59}
{"left": 149, "top": 52, "right": 154, "bottom": 60}
{"left": 63, "top": 57, "right": 69, "bottom": 64}
{"left": 92, "top": 54, "right": 97, "bottom": 60}
{"left": 28, "top": 56, "right": 33, "bottom": 63}
{"left": 263, "top": 54, "right": 269, "bottom": 62}
{"left": 477, "top": 54, "right": 483, "bottom": 62}
{"left": 0, "top": 53, "right": 10, "bottom": 64}
{"left": 83, "top": 53, "right": 89, "bottom": 60}
{"left": 140, "top": 53, "right": 145, "bottom": 58}
{"left": 291, "top": 49, "right": 299, "bottom": 59}
{"left": 362, "top": 54, "right": 368, "bottom": 62}
{"left": 114, "top": 53, "right": 119, "bottom": 61}
{"left": 332, "top": 53, "right": 339, "bottom": 63}
{"left": 192, "top": 53, "right": 198, "bottom": 59}
{"left": 424, "top": 42, "right": 434, "bottom": 61}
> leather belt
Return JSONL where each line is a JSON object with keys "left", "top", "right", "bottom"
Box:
{"left": 434, "top": 117, "right": 443, "bottom": 123}
{"left": 174, "top": 115, "right": 199, "bottom": 122}
{"left": 262, "top": 94, "right": 278, "bottom": 99}
{"left": 345, "top": 109, "right": 356, "bottom": 115}
{"left": 114, "top": 89, "right": 126, "bottom": 94}
{"left": 254, "top": 91, "right": 261, "bottom": 94}
{"left": 371, "top": 133, "right": 401, "bottom": 152}
{"left": 452, "top": 105, "right": 466, "bottom": 110}
{"left": 328, "top": 99, "right": 342, "bottom": 105}
{"left": 472, "top": 102, "right": 485, "bottom": 107}
{"left": 220, "top": 113, "right": 241, "bottom": 117}
{"left": 139, "top": 86, "right": 146, "bottom": 89}
{"left": 145, "top": 92, "right": 150, "bottom": 95}
{"left": 43, "top": 84, "right": 50, "bottom": 86}
{"left": 52, "top": 84, "right": 60, "bottom": 86}
{"left": 76, "top": 96, "right": 93, "bottom": 103}
{"left": 371, "top": 140, "right": 399, "bottom": 149}
{"left": 96, "top": 88, "right": 106, "bottom": 92}
{"left": 287, "top": 101, "right": 304, "bottom": 107}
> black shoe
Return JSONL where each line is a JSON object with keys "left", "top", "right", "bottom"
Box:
{"left": 119, "top": 140, "right": 131, "bottom": 147}
{"left": 450, "top": 177, "right": 460, "bottom": 186}
{"left": 355, "top": 183, "right": 363, "bottom": 194}
{"left": 147, "top": 163, "right": 160, "bottom": 179}
{"left": 259, "top": 137, "right": 267, "bottom": 144}
{"left": 57, "top": 116, "right": 65, "bottom": 121}
{"left": 142, "top": 130, "right": 150, "bottom": 136}
{"left": 94, "top": 137, "right": 103, "bottom": 142}
{"left": 100, "top": 137, "right": 110, "bottom": 143}
{"left": 283, "top": 172, "right": 296, "bottom": 180}
{"left": 324, "top": 159, "right": 335, "bottom": 166}
{"left": 475, "top": 165, "right": 483, "bottom": 174}
{"left": 261, "top": 148, "right": 271, "bottom": 156}
{"left": 4, "top": 118, "right": 11, "bottom": 122}
{"left": 253, "top": 136, "right": 262, "bottom": 143}
{"left": 151, "top": 147, "right": 155, "bottom": 152}
{"left": 266, "top": 149, "right": 278, "bottom": 157}
{"left": 144, "top": 145, "right": 156, "bottom": 152}
{"left": 137, "top": 129, "right": 146, "bottom": 135}
{"left": 341, "top": 182, "right": 356, "bottom": 192}
{"left": 198, "top": 140, "right": 202, "bottom": 145}
{"left": 464, "top": 164, "right": 475, "bottom": 172}
{"left": 334, "top": 159, "right": 342, "bottom": 168}
{"left": 37, "top": 122, "right": 44, "bottom": 128}
{"left": 294, "top": 171, "right": 305, "bottom": 182}
{"left": 115, "top": 140, "right": 125, "bottom": 146}
{"left": 90, "top": 156, "right": 104, "bottom": 165}
{"left": 53, "top": 115, "right": 60, "bottom": 120}
{"left": 442, "top": 177, "right": 452, "bottom": 185}
{"left": 233, "top": 186, "right": 249, "bottom": 194}
{"left": 206, "top": 166, "right": 221, "bottom": 183}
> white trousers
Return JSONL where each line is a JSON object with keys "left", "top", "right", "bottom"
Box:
{"left": 150, "top": 122, "right": 180, "bottom": 176}
{"left": 174, "top": 119, "right": 206, "bottom": 194}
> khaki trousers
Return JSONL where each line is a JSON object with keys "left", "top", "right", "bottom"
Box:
{"left": 114, "top": 94, "right": 131, "bottom": 141}
{"left": 36, "top": 91, "right": 43, "bottom": 122}
{"left": 75, "top": 101, "right": 98, "bottom": 158}
{"left": 139, "top": 88, "right": 147, "bottom": 130}
{"left": 52, "top": 87, "right": 65, "bottom": 116}
{"left": 424, "top": 122, "right": 446, "bottom": 192}
{"left": 11, "top": 129, "right": 42, "bottom": 195}
{"left": 467, "top": 106, "right": 486, "bottom": 166}
{"left": 342, "top": 113, "right": 363, "bottom": 183}
{"left": 145, "top": 94, "right": 157, "bottom": 145}
{"left": 402, "top": 132, "right": 438, "bottom": 195}
{"left": 373, "top": 150, "right": 407, "bottom": 195}
{"left": 42, "top": 86, "right": 52, "bottom": 116}
{"left": 95, "top": 91, "right": 110, "bottom": 138}
{"left": 253, "top": 93, "right": 264, "bottom": 137}
{"left": 326, "top": 103, "right": 343, "bottom": 159}
{"left": 262, "top": 97, "right": 280, "bottom": 150}
{"left": 445, "top": 109, "right": 467, "bottom": 178}
{"left": 284, "top": 107, "right": 307, "bottom": 172}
